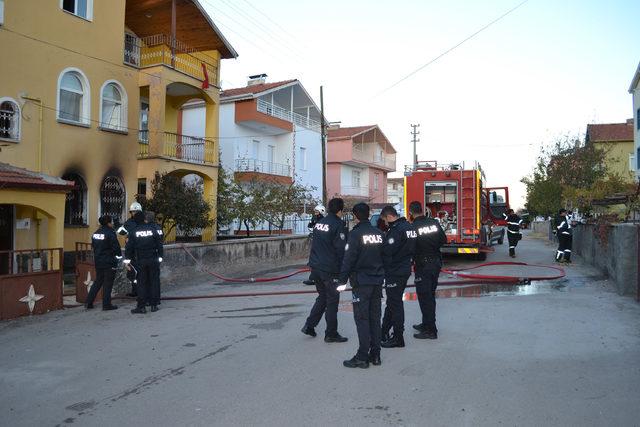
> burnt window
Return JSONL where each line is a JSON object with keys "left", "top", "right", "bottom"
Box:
{"left": 137, "top": 178, "right": 147, "bottom": 201}
{"left": 100, "top": 176, "right": 125, "bottom": 226}
{"left": 62, "top": 173, "right": 87, "bottom": 226}
{"left": 0, "top": 99, "right": 20, "bottom": 141}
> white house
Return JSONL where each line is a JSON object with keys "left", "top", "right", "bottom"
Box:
{"left": 629, "top": 61, "right": 640, "bottom": 180}
{"left": 181, "top": 75, "right": 323, "bottom": 203}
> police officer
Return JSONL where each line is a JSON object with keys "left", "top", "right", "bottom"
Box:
{"left": 301, "top": 198, "right": 349, "bottom": 343}
{"left": 145, "top": 211, "right": 164, "bottom": 307}
{"left": 504, "top": 209, "right": 523, "bottom": 258}
{"left": 86, "top": 215, "right": 121, "bottom": 310}
{"left": 124, "top": 211, "right": 163, "bottom": 314}
{"left": 380, "top": 205, "right": 416, "bottom": 348}
{"left": 555, "top": 209, "right": 572, "bottom": 263}
{"left": 118, "top": 202, "right": 143, "bottom": 297}
{"left": 303, "top": 205, "right": 327, "bottom": 286}
{"left": 409, "top": 201, "right": 447, "bottom": 340}
{"left": 339, "top": 203, "right": 389, "bottom": 369}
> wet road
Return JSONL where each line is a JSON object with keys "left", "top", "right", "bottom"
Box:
{"left": 1, "top": 232, "right": 639, "bottom": 426}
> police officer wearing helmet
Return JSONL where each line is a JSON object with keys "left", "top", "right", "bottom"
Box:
{"left": 555, "top": 209, "right": 573, "bottom": 263}
{"left": 118, "top": 202, "right": 143, "bottom": 297}
{"left": 339, "top": 202, "right": 389, "bottom": 369}
{"left": 124, "top": 211, "right": 164, "bottom": 314}
{"left": 302, "top": 198, "right": 349, "bottom": 343}
{"left": 503, "top": 209, "right": 522, "bottom": 258}
{"left": 380, "top": 205, "right": 416, "bottom": 348}
{"left": 307, "top": 204, "right": 326, "bottom": 231}
{"left": 409, "top": 201, "right": 447, "bottom": 340}
{"left": 86, "top": 215, "right": 121, "bottom": 310}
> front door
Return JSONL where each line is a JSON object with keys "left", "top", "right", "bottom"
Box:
{"left": 0, "top": 205, "right": 13, "bottom": 275}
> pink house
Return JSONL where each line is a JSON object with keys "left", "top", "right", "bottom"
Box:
{"left": 326, "top": 125, "right": 397, "bottom": 203}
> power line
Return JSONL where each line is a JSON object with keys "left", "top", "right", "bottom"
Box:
{"left": 241, "top": 0, "right": 305, "bottom": 48}
{"left": 373, "top": 0, "right": 531, "bottom": 98}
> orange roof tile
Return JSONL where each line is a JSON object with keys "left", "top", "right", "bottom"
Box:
{"left": 220, "top": 79, "right": 297, "bottom": 99}
{"left": 586, "top": 121, "right": 634, "bottom": 143}
{"left": 0, "top": 163, "right": 74, "bottom": 191}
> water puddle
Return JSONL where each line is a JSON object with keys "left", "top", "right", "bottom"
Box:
{"left": 404, "top": 281, "right": 568, "bottom": 300}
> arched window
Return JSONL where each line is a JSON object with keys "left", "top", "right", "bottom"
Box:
{"left": 100, "top": 81, "right": 127, "bottom": 132}
{"left": 62, "top": 173, "right": 87, "bottom": 226}
{"left": 57, "top": 68, "right": 90, "bottom": 125}
{"left": 100, "top": 176, "right": 125, "bottom": 226}
{"left": 0, "top": 98, "right": 20, "bottom": 141}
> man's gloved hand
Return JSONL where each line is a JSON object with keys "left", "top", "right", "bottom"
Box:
{"left": 158, "top": 257, "right": 163, "bottom": 263}
{"left": 123, "top": 259, "right": 131, "bottom": 265}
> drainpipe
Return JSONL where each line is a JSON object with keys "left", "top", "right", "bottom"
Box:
{"left": 22, "top": 96, "right": 43, "bottom": 172}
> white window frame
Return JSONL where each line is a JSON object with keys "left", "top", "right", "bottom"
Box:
{"left": 299, "top": 146, "right": 307, "bottom": 170}
{"left": 99, "top": 80, "right": 128, "bottom": 133}
{"left": 60, "top": 0, "right": 93, "bottom": 21}
{"left": 352, "top": 170, "right": 361, "bottom": 187}
{"left": 630, "top": 153, "right": 636, "bottom": 172}
{"left": 0, "top": 97, "right": 21, "bottom": 142}
{"left": 56, "top": 67, "right": 91, "bottom": 127}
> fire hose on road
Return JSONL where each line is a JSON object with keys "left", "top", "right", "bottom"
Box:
{"left": 142, "top": 245, "right": 565, "bottom": 301}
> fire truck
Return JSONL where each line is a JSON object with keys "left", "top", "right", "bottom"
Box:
{"left": 404, "top": 161, "right": 510, "bottom": 259}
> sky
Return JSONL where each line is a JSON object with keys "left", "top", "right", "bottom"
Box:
{"left": 205, "top": 0, "right": 640, "bottom": 209}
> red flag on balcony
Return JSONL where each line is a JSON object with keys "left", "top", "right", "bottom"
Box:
{"left": 201, "top": 63, "right": 210, "bottom": 89}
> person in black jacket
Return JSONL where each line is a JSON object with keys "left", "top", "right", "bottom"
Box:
{"left": 555, "top": 209, "right": 572, "bottom": 263}
{"left": 503, "top": 209, "right": 522, "bottom": 258}
{"left": 117, "top": 202, "right": 143, "bottom": 297}
{"left": 409, "top": 201, "right": 447, "bottom": 340}
{"left": 380, "top": 205, "right": 416, "bottom": 348}
{"left": 145, "top": 211, "right": 164, "bottom": 307}
{"left": 301, "top": 198, "right": 349, "bottom": 343}
{"left": 124, "top": 211, "right": 164, "bottom": 314}
{"left": 86, "top": 215, "right": 121, "bottom": 311}
{"left": 339, "top": 203, "right": 390, "bottom": 369}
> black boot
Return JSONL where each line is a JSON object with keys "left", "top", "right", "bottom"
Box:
{"left": 301, "top": 325, "right": 317, "bottom": 337}
{"left": 150, "top": 305, "right": 159, "bottom": 312}
{"left": 85, "top": 303, "right": 94, "bottom": 310}
{"left": 324, "top": 333, "right": 348, "bottom": 343}
{"left": 302, "top": 280, "right": 315, "bottom": 286}
{"left": 368, "top": 353, "right": 382, "bottom": 366}
{"left": 413, "top": 323, "right": 427, "bottom": 332}
{"left": 381, "top": 333, "right": 405, "bottom": 348}
{"left": 102, "top": 304, "right": 118, "bottom": 311}
{"left": 414, "top": 327, "right": 437, "bottom": 340}
{"left": 343, "top": 356, "right": 369, "bottom": 369}
{"left": 131, "top": 306, "right": 147, "bottom": 314}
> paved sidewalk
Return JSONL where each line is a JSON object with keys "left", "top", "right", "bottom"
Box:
{"left": 0, "top": 233, "right": 639, "bottom": 426}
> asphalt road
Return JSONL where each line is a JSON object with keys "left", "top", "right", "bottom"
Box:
{"left": 1, "top": 232, "right": 639, "bottom": 426}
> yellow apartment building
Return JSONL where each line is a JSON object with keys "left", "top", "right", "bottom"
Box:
{"left": 0, "top": 0, "right": 237, "bottom": 266}
{"left": 585, "top": 120, "right": 635, "bottom": 183}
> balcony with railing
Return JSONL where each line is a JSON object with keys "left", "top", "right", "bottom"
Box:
{"left": 340, "top": 185, "right": 371, "bottom": 197}
{"left": 138, "top": 131, "right": 216, "bottom": 165}
{"left": 352, "top": 149, "right": 396, "bottom": 171}
{"left": 234, "top": 158, "right": 293, "bottom": 184}
{"left": 256, "top": 99, "right": 321, "bottom": 132}
{"left": 124, "top": 33, "right": 218, "bottom": 85}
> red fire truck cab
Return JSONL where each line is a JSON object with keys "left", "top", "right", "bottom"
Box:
{"left": 404, "top": 161, "right": 510, "bottom": 259}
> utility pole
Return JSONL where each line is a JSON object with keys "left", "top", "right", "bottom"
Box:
{"left": 320, "top": 86, "right": 327, "bottom": 205}
{"left": 410, "top": 123, "right": 420, "bottom": 169}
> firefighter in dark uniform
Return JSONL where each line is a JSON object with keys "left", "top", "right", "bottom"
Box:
{"left": 339, "top": 203, "right": 389, "bottom": 369}
{"left": 504, "top": 209, "right": 522, "bottom": 258}
{"left": 124, "top": 211, "right": 164, "bottom": 314}
{"left": 117, "top": 202, "right": 143, "bottom": 297}
{"left": 408, "top": 201, "right": 447, "bottom": 340}
{"left": 86, "top": 215, "right": 120, "bottom": 310}
{"left": 380, "top": 205, "right": 416, "bottom": 348}
{"left": 555, "top": 209, "right": 572, "bottom": 263}
{"left": 301, "top": 198, "right": 349, "bottom": 343}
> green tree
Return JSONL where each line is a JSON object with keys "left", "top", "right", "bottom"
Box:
{"left": 144, "top": 172, "right": 214, "bottom": 237}
{"left": 216, "top": 167, "right": 235, "bottom": 229}
{"left": 261, "top": 180, "right": 318, "bottom": 234}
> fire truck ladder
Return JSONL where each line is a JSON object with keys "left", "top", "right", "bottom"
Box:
{"left": 460, "top": 166, "right": 477, "bottom": 238}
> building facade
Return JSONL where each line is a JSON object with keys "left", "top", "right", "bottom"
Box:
{"left": 387, "top": 177, "right": 404, "bottom": 205}
{"left": 181, "top": 76, "right": 323, "bottom": 202}
{"left": 585, "top": 120, "right": 635, "bottom": 183}
{"left": 630, "top": 62, "right": 640, "bottom": 180}
{"left": 0, "top": 0, "right": 236, "bottom": 256}
{"left": 326, "top": 125, "right": 396, "bottom": 204}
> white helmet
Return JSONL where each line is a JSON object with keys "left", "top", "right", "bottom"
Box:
{"left": 314, "top": 205, "right": 326, "bottom": 215}
{"left": 129, "top": 202, "right": 142, "bottom": 212}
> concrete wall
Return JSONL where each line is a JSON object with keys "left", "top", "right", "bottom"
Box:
{"left": 572, "top": 223, "right": 638, "bottom": 297}
{"left": 531, "top": 220, "right": 638, "bottom": 298}
{"left": 158, "top": 235, "right": 310, "bottom": 286}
